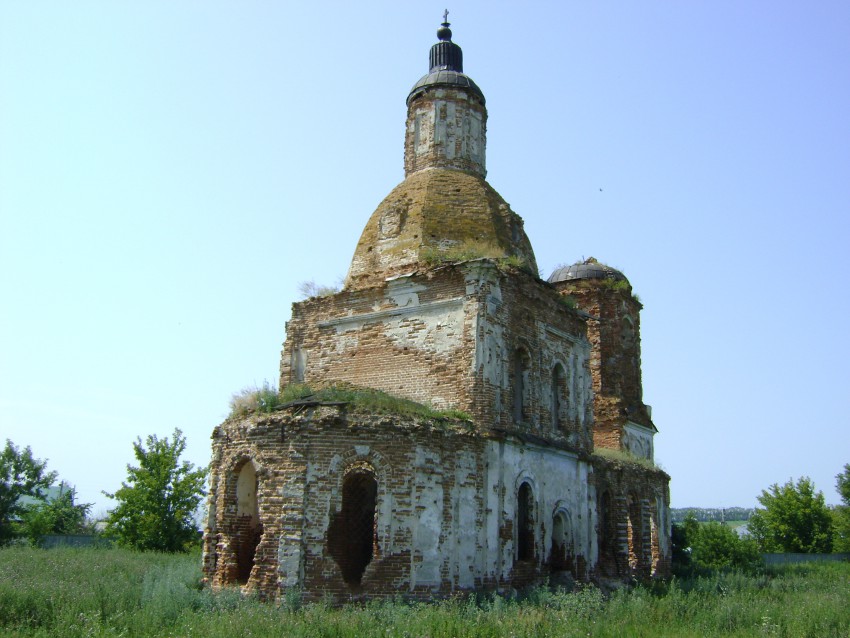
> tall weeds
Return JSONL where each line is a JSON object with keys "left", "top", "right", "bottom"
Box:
{"left": 1, "top": 546, "right": 848, "bottom": 637}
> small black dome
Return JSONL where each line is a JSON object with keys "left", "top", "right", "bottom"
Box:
{"left": 548, "top": 258, "right": 628, "bottom": 284}
{"left": 407, "top": 18, "right": 485, "bottom": 106}
{"left": 408, "top": 70, "right": 484, "bottom": 105}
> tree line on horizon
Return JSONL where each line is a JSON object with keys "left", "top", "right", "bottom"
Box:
{"left": 671, "top": 507, "right": 755, "bottom": 523}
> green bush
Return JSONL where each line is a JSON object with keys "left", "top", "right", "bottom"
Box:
{"left": 673, "top": 513, "right": 762, "bottom": 575}
{"left": 690, "top": 522, "right": 762, "bottom": 571}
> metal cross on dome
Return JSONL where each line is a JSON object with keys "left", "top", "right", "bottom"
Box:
{"left": 443, "top": 9, "right": 449, "bottom": 24}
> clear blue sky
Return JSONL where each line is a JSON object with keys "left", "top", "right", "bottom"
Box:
{"left": 2, "top": 2, "right": 849, "bottom": 516}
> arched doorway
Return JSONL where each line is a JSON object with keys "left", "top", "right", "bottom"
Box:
{"left": 235, "top": 461, "right": 261, "bottom": 583}
{"left": 550, "top": 509, "right": 574, "bottom": 573}
{"left": 327, "top": 467, "right": 378, "bottom": 586}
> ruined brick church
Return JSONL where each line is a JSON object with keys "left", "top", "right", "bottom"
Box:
{"left": 203, "top": 18, "right": 671, "bottom": 601}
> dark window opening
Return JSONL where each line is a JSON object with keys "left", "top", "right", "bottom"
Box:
{"left": 552, "top": 363, "right": 566, "bottom": 431}
{"left": 517, "top": 482, "right": 534, "bottom": 561}
{"left": 512, "top": 348, "right": 530, "bottom": 424}
{"left": 327, "top": 469, "right": 378, "bottom": 586}
{"left": 598, "top": 491, "right": 616, "bottom": 575}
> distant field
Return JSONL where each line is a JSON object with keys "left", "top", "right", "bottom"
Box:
{"left": 1, "top": 546, "right": 848, "bottom": 637}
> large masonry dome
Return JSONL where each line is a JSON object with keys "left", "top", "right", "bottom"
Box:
{"left": 345, "top": 169, "right": 537, "bottom": 289}
{"left": 344, "top": 17, "right": 537, "bottom": 290}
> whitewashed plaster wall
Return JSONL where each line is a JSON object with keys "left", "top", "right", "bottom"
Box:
{"left": 623, "top": 421, "right": 655, "bottom": 460}
{"left": 483, "top": 440, "right": 596, "bottom": 581}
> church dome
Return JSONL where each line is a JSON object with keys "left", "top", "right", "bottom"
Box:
{"left": 406, "top": 15, "right": 484, "bottom": 106}
{"left": 408, "top": 70, "right": 484, "bottom": 105}
{"left": 344, "top": 168, "right": 537, "bottom": 289}
{"left": 548, "top": 258, "right": 628, "bottom": 284}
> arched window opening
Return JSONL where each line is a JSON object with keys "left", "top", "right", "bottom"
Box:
{"left": 235, "top": 461, "right": 261, "bottom": 584}
{"left": 327, "top": 468, "right": 378, "bottom": 586}
{"left": 550, "top": 510, "right": 573, "bottom": 573}
{"left": 512, "top": 348, "right": 530, "bottom": 424}
{"left": 517, "top": 482, "right": 534, "bottom": 561}
{"left": 551, "top": 363, "right": 567, "bottom": 431}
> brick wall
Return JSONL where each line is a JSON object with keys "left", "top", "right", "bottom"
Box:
{"left": 552, "top": 279, "right": 654, "bottom": 453}
{"left": 203, "top": 406, "right": 618, "bottom": 602}
{"left": 591, "top": 455, "right": 671, "bottom": 580}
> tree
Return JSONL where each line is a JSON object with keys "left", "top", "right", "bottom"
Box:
{"left": 689, "top": 522, "right": 761, "bottom": 571}
{"left": 0, "top": 441, "right": 58, "bottom": 544}
{"left": 748, "top": 476, "right": 833, "bottom": 553}
{"left": 103, "top": 429, "right": 207, "bottom": 552}
{"left": 19, "top": 486, "right": 92, "bottom": 546}
{"left": 832, "top": 464, "right": 850, "bottom": 552}
{"left": 672, "top": 512, "right": 761, "bottom": 573}
{"left": 838, "top": 464, "right": 850, "bottom": 504}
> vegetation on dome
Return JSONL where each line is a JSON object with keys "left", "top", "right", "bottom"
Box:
{"left": 597, "top": 278, "right": 632, "bottom": 293}
{"left": 229, "top": 381, "right": 471, "bottom": 422}
{"left": 420, "top": 239, "right": 533, "bottom": 274}
{"left": 557, "top": 294, "right": 577, "bottom": 310}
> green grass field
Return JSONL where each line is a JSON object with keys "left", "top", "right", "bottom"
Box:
{"left": 0, "top": 546, "right": 848, "bottom": 637}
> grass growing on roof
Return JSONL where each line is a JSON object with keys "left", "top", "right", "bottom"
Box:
{"left": 593, "top": 446, "right": 660, "bottom": 471}
{"left": 230, "top": 382, "right": 471, "bottom": 422}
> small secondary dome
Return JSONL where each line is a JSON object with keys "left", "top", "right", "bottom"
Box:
{"left": 548, "top": 258, "right": 628, "bottom": 284}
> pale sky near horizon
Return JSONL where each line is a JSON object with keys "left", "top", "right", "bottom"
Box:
{"left": 2, "top": 2, "right": 849, "bottom": 517}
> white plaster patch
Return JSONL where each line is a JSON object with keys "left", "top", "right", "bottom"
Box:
{"left": 623, "top": 421, "right": 655, "bottom": 460}
{"left": 386, "top": 277, "right": 426, "bottom": 308}
{"left": 411, "top": 446, "right": 443, "bottom": 588}
{"left": 383, "top": 302, "right": 464, "bottom": 352}
{"left": 451, "top": 450, "right": 480, "bottom": 588}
